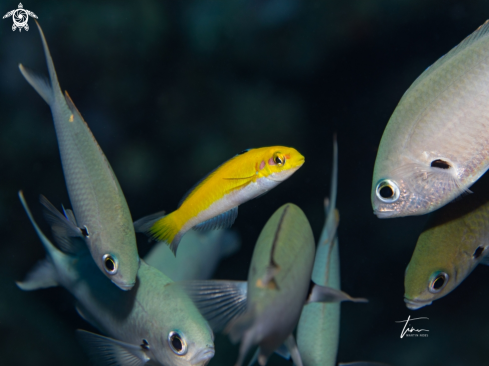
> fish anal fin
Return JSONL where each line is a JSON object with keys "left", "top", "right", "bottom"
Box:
{"left": 193, "top": 207, "right": 238, "bottom": 232}
{"left": 76, "top": 329, "right": 150, "bottom": 366}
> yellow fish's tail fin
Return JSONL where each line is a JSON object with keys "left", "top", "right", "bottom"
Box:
{"left": 134, "top": 210, "right": 183, "bottom": 256}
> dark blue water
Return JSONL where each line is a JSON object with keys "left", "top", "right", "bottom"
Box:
{"left": 1, "top": 1, "right": 487, "bottom": 365}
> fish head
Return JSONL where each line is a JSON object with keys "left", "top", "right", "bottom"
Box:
{"left": 403, "top": 223, "right": 475, "bottom": 310}
{"left": 371, "top": 156, "right": 468, "bottom": 218}
{"left": 263, "top": 146, "right": 305, "bottom": 182}
{"left": 91, "top": 231, "right": 140, "bottom": 291}
{"left": 150, "top": 287, "right": 215, "bottom": 366}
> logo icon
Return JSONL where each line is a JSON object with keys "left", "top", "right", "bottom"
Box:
{"left": 395, "top": 315, "right": 429, "bottom": 338}
{"left": 3, "top": 3, "right": 37, "bottom": 32}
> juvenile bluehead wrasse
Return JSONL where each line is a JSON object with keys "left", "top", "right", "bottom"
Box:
{"left": 372, "top": 20, "right": 489, "bottom": 218}
{"left": 16, "top": 192, "right": 215, "bottom": 366}
{"left": 404, "top": 188, "right": 489, "bottom": 310}
{"left": 135, "top": 146, "right": 304, "bottom": 255}
{"left": 18, "top": 22, "right": 139, "bottom": 290}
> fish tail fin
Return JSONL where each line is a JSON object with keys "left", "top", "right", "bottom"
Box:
{"left": 134, "top": 211, "right": 183, "bottom": 255}
{"left": 18, "top": 22, "right": 62, "bottom": 106}
{"left": 16, "top": 191, "right": 61, "bottom": 291}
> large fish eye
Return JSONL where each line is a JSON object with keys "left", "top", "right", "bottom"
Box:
{"left": 168, "top": 331, "right": 187, "bottom": 356}
{"left": 429, "top": 272, "right": 448, "bottom": 293}
{"left": 103, "top": 254, "right": 118, "bottom": 275}
{"left": 273, "top": 153, "right": 285, "bottom": 166}
{"left": 375, "top": 179, "right": 400, "bottom": 203}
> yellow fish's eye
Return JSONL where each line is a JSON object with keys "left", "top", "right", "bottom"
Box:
{"left": 272, "top": 153, "right": 286, "bottom": 166}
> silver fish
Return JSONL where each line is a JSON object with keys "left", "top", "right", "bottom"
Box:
{"left": 19, "top": 22, "right": 139, "bottom": 290}
{"left": 144, "top": 229, "right": 240, "bottom": 281}
{"left": 181, "top": 203, "right": 362, "bottom": 366}
{"left": 372, "top": 20, "right": 489, "bottom": 218}
{"left": 296, "top": 140, "right": 370, "bottom": 366}
{"left": 16, "top": 191, "right": 215, "bottom": 366}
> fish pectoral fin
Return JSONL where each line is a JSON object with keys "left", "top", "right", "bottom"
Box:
{"left": 306, "top": 283, "right": 368, "bottom": 304}
{"left": 62, "top": 206, "right": 78, "bottom": 226}
{"left": 283, "top": 334, "right": 303, "bottom": 366}
{"left": 76, "top": 329, "right": 150, "bottom": 366}
{"left": 193, "top": 207, "right": 238, "bottom": 232}
{"left": 256, "top": 264, "right": 280, "bottom": 290}
{"left": 177, "top": 280, "right": 248, "bottom": 332}
{"left": 39, "top": 195, "right": 86, "bottom": 255}
{"left": 16, "top": 258, "right": 58, "bottom": 291}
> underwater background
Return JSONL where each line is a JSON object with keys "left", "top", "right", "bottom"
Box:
{"left": 1, "top": 1, "right": 489, "bottom": 365}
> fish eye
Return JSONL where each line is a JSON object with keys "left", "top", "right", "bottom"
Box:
{"left": 103, "top": 254, "right": 118, "bottom": 275}
{"left": 375, "top": 179, "right": 400, "bottom": 203}
{"left": 273, "top": 153, "right": 285, "bottom": 166}
{"left": 429, "top": 272, "right": 448, "bottom": 293}
{"left": 168, "top": 331, "right": 187, "bottom": 356}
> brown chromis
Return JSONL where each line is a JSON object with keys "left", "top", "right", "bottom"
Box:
{"left": 16, "top": 192, "right": 215, "bottom": 366}
{"left": 372, "top": 21, "right": 489, "bottom": 219}
{"left": 404, "top": 188, "right": 489, "bottom": 310}
{"left": 19, "top": 22, "right": 139, "bottom": 290}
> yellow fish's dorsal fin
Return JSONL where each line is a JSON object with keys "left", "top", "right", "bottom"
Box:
{"left": 405, "top": 20, "right": 489, "bottom": 98}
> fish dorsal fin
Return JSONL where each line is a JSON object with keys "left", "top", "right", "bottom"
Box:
{"left": 177, "top": 280, "right": 248, "bottom": 332}
{"left": 178, "top": 149, "right": 253, "bottom": 207}
{"left": 403, "top": 20, "right": 489, "bottom": 98}
{"left": 16, "top": 258, "right": 58, "bottom": 291}
{"left": 40, "top": 195, "right": 86, "bottom": 255}
{"left": 76, "top": 329, "right": 150, "bottom": 366}
{"left": 193, "top": 207, "right": 238, "bottom": 232}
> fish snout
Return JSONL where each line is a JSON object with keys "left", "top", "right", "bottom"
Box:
{"left": 112, "top": 280, "right": 136, "bottom": 291}
{"left": 404, "top": 296, "right": 432, "bottom": 310}
{"left": 190, "top": 346, "right": 215, "bottom": 365}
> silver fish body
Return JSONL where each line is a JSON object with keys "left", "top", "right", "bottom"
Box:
{"left": 144, "top": 229, "right": 240, "bottom": 281}
{"left": 372, "top": 21, "right": 489, "bottom": 218}
{"left": 19, "top": 22, "right": 139, "bottom": 290}
{"left": 297, "top": 140, "right": 340, "bottom": 366}
{"left": 229, "top": 203, "right": 316, "bottom": 366}
{"left": 17, "top": 193, "right": 215, "bottom": 366}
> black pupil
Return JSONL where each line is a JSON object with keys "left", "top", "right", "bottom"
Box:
{"left": 171, "top": 335, "right": 182, "bottom": 351}
{"left": 379, "top": 185, "right": 393, "bottom": 199}
{"left": 433, "top": 275, "right": 445, "bottom": 290}
{"left": 473, "top": 246, "right": 484, "bottom": 259}
{"left": 105, "top": 257, "right": 115, "bottom": 271}
{"left": 431, "top": 159, "right": 450, "bottom": 169}
{"left": 275, "top": 156, "right": 283, "bottom": 164}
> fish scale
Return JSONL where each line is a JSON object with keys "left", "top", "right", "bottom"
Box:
{"left": 19, "top": 22, "right": 139, "bottom": 290}
{"left": 372, "top": 20, "right": 489, "bottom": 217}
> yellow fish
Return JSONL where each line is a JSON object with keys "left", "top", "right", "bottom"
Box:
{"left": 135, "top": 146, "right": 304, "bottom": 254}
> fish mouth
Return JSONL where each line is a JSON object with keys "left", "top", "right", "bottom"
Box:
{"left": 113, "top": 281, "right": 136, "bottom": 291}
{"left": 404, "top": 297, "right": 432, "bottom": 310}
{"left": 190, "top": 346, "right": 215, "bottom": 365}
{"left": 373, "top": 209, "right": 396, "bottom": 218}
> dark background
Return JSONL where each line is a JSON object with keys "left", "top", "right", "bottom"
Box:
{"left": 1, "top": 1, "right": 488, "bottom": 365}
